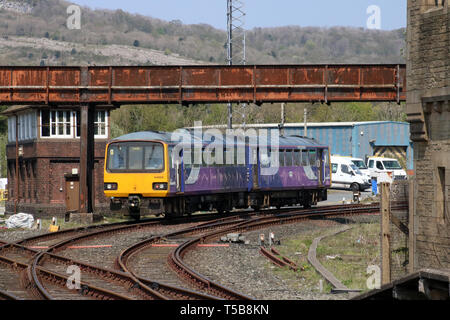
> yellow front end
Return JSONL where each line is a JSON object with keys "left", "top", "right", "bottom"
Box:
{"left": 104, "top": 141, "right": 171, "bottom": 199}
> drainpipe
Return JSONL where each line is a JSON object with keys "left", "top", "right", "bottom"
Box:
{"left": 15, "top": 114, "right": 19, "bottom": 215}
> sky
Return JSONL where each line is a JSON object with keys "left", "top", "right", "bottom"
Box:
{"left": 70, "top": 0, "right": 407, "bottom": 31}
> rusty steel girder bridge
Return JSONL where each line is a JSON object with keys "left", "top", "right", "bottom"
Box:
{"left": 0, "top": 64, "right": 406, "bottom": 213}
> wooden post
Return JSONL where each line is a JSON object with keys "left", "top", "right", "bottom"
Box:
{"left": 381, "top": 182, "right": 391, "bottom": 285}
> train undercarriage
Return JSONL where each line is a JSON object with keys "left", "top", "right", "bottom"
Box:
{"left": 109, "top": 189, "right": 328, "bottom": 218}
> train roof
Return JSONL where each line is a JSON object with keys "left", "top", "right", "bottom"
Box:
{"left": 111, "top": 130, "right": 327, "bottom": 148}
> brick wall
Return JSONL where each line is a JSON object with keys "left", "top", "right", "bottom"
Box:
{"left": 406, "top": 0, "right": 450, "bottom": 270}
{"left": 6, "top": 140, "right": 108, "bottom": 218}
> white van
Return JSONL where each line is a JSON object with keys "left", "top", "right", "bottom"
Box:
{"left": 350, "top": 158, "right": 371, "bottom": 177}
{"left": 331, "top": 156, "right": 371, "bottom": 192}
{"left": 366, "top": 156, "right": 408, "bottom": 181}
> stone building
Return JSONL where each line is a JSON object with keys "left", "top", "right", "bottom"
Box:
{"left": 3, "top": 105, "right": 114, "bottom": 218}
{"left": 406, "top": 0, "right": 450, "bottom": 270}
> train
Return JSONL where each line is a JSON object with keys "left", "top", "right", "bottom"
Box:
{"left": 103, "top": 130, "right": 331, "bottom": 218}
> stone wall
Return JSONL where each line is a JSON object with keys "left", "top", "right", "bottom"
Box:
{"left": 406, "top": 0, "right": 450, "bottom": 270}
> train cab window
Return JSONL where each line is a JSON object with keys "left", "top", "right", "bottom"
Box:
{"left": 294, "top": 150, "right": 301, "bottom": 166}
{"left": 301, "top": 150, "right": 309, "bottom": 166}
{"left": 107, "top": 142, "right": 164, "bottom": 172}
{"left": 108, "top": 145, "right": 127, "bottom": 170}
{"left": 144, "top": 145, "right": 164, "bottom": 170}
{"left": 279, "top": 150, "right": 285, "bottom": 167}
{"left": 368, "top": 160, "right": 374, "bottom": 168}
{"left": 285, "top": 150, "right": 294, "bottom": 166}
{"left": 129, "top": 146, "right": 144, "bottom": 170}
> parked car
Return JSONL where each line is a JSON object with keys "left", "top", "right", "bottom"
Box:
{"left": 331, "top": 156, "right": 371, "bottom": 192}
{"left": 366, "top": 156, "right": 408, "bottom": 181}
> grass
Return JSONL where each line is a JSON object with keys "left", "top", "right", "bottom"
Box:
{"left": 263, "top": 219, "right": 381, "bottom": 295}
{"left": 317, "top": 222, "right": 381, "bottom": 292}
{"left": 268, "top": 228, "right": 337, "bottom": 294}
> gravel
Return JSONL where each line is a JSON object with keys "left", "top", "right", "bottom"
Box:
{"left": 183, "top": 215, "right": 379, "bottom": 300}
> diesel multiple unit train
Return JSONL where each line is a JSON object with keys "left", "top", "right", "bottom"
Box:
{"left": 104, "top": 131, "right": 331, "bottom": 218}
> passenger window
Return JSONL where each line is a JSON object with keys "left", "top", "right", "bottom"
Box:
{"left": 301, "top": 150, "right": 309, "bottom": 166}
{"left": 376, "top": 161, "right": 384, "bottom": 170}
{"left": 369, "top": 160, "right": 374, "bottom": 168}
{"left": 279, "top": 150, "right": 285, "bottom": 167}
{"left": 309, "top": 150, "right": 317, "bottom": 166}
{"left": 285, "top": 150, "right": 293, "bottom": 166}
{"left": 332, "top": 163, "right": 338, "bottom": 174}
{"left": 294, "top": 150, "right": 301, "bottom": 166}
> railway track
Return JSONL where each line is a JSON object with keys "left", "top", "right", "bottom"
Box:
{"left": 260, "top": 246, "right": 300, "bottom": 271}
{"left": 0, "top": 203, "right": 400, "bottom": 300}
{"left": 119, "top": 203, "right": 393, "bottom": 300}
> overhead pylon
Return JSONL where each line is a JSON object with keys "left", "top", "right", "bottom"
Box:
{"left": 227, "top": 0, "right": 247, "bottom": 129}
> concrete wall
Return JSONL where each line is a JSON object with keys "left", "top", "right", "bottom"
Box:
{"left": 406, "top": 0, "right": 450, "bottom": 270}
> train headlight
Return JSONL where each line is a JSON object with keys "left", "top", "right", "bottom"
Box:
{"left": 153, "top": 183, "right": 168, "bottom": 191}
{"left": 104, "top": 183, "right": 118, "bottom": 191}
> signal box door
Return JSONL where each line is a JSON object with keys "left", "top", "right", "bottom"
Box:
{"left": 65, "top": 177, "right": 80, "bottom": 212}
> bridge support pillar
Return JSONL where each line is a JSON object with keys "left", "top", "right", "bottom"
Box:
{"left": 79, "top": 103, "right": 95, "bottom": 214}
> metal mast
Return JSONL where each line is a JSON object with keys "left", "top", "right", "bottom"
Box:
{"left": 227, "top": 0, "right": 246, "bottom": 129}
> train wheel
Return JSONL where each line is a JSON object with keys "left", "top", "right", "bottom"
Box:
{"left": 128, "top": 207, "right": 141, "bottom": 220}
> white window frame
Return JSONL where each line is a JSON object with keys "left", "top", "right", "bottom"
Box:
{"left": 94, "top": 110, "right": 108, "bottom": 139}
{"left": 40, "top": 110, "right": 74, "bottom": 139}
{"left": 39, "top": 109, "right": 108, "bottom": 139}
{"left": 74, "top": 110, "right": 109, "bottom": 139}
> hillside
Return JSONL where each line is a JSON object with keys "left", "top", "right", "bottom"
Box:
{"left": 0, "top": 0, "right": 406, "bottom": 66}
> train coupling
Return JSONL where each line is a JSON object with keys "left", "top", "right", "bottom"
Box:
{"left": 128, "top": 195, "right": 141, "bottom": 209}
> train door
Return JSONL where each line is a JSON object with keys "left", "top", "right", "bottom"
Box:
{"left": 318, "top": 149, "right": 324, "bottom": 186}
{"left": 252, "top": 147, "right": 259, "bottom": 190}
{"left": 175, "top": 149, "right": 184, "bottom": 194}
